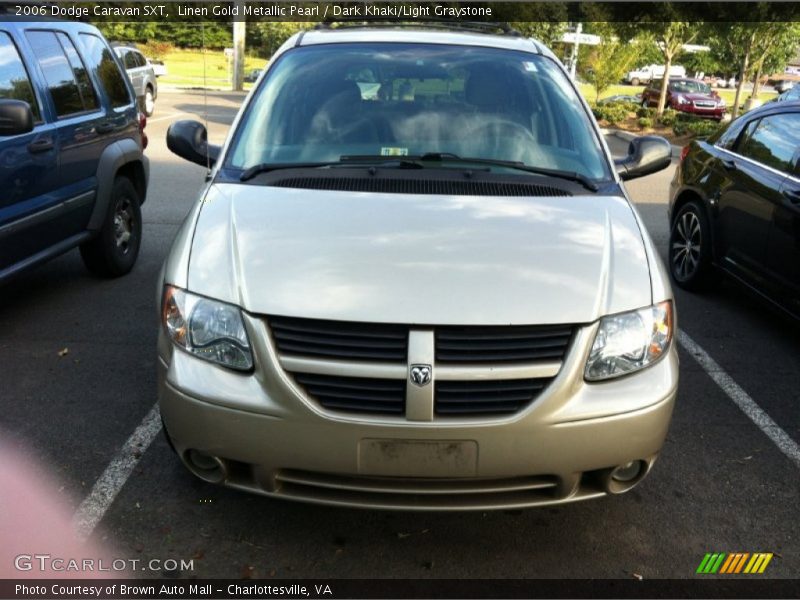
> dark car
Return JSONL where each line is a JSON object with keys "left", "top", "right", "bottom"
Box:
{"left": 598, "top": 94, "right": 641, "bottom": 105}
{"left": 0, "top": 19, "right": 148, "bottom": 283}
{"left": 643, "top": 78, "right": 726, "bottom": 120}
{"left": 668, "top": 101, "right": 800, "bottom": 319}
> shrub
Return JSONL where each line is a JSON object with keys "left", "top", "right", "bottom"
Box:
{"left": 657, "top": 109, "right": 678, "bottom": 127}
{"left": 636, "top": 106, "right": 656, "bottom": 119}
{"left": 686, "top": 119, "right": 720, "bottom": 138}
{"left": 592, "top": 101, "right": 634, "bottom": 125}
{"left": 637, "top": 117, "right": 653, "bottom": 129}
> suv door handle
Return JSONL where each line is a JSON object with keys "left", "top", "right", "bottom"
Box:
{"left": 95, "top": 122, "right": 114, "bottom": 134}
{"left": 721, "top": 157, "right": 736, "bottom": 171}
{"left": 27, "top": 137, "right": 54, "bottom": 154}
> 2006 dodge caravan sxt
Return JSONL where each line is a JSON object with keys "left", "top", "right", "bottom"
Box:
{"left": 158, "top": 23, "right": 678, "bottom": 509}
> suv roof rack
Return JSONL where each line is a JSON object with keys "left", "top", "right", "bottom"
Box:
{"left": 313, "top": 19, "right": 522, "bottom": 37}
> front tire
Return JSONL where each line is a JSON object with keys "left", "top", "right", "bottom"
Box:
{"left": 669, "top": 200, "right": 715, "bottom": 291}
{"left": 631, "top": 77, "right": 641, "bottom": 86}
{"left": 80, "top": 176, "right": 142, "bottom": 278}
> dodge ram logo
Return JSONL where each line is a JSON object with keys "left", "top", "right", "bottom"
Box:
{"left": 409, "top": 364, "right": 432, "bottom": 387}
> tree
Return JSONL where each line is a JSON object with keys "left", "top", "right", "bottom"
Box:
{"left": 711, "top": 22, "right": 800, "bottom": 117}
{"left": 583, "top": 27, "right": 639, "bottom": 102}
{"left": 644, "top": 22, "right": 704, "bottom": 117}
{"left": 248, "top": 22, "right": 311, "bottom": 58}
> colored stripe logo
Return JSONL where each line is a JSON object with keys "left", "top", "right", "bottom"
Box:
{"left": 697, "top": 553, "right": 773, "bottom": 574}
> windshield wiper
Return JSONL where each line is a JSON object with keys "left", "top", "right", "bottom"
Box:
{"left": 240, "top": 161, "right": 339, "bottom": 181}
{"left": 417, "top": 153, "right": 600, "bottom": 192}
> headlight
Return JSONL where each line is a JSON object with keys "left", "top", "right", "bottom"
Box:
{"left": 584, "top": 301, "right": 673, "bottom": 381}
{"left": 676, "top": 96, "right": 689, "bottom": 104}
{"left": 162, "top": 286, "right": 253, "bottom": 371}
{"left": 717, "top": 97, "right": 726, "bottom": 106}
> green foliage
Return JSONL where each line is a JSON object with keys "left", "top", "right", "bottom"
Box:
{"left": 636, "top": 106, "right": 657, "bottom": 119}
{"left": 637, "top": 117, "right": 654, "bottom": 129}
{"left": 96, "top": 22, "right": 231, "bottom": 49}
{"left": 592, "top": 101, "right": 635, "bottom": 125}
{"left": 673, "top": 118, "right": 720, "bottom": 138}
{"left": 584, "top": 37, "right": 640, "bottom": 102}
{"left": 248, "top": 22, "right": 312, "bottom": 58}
{"left": 658, "top": 109, "right": 679, "bottom": 126}
{"left": 139, "top": 42, "right": 173, "bottom": 60}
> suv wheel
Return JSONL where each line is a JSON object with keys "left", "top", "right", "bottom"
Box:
{"left": 630, "top": 77, "right": 640, "bottom": 86}
{"left": 143, "top": 86, "right": 155, "bottom": 117}
{"left": 80, "top": 176, "right": 142, "bottom": 277}
{"left": 669, "top": 200, "right": 715, "bottom": 290}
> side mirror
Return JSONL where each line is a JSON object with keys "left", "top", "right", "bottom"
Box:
{"left": 0, "top": 99, "right": 34, "bottom": 136}
{"left": 166, "top": 120, "right": 220, "bottom": 168}
{"left": 615, "top": 135, "right": 672, "bottom": 181}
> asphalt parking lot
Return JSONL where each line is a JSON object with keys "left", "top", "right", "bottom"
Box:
{"left": 2, "top": 90, "right": 799, "bottom": 581}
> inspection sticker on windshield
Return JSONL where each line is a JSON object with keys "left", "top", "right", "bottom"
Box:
{"left": 380, "top": 147, "right": 409, "bottom": 156}
{"left": 523, "top": 61, "right": 538, "bottom": 72}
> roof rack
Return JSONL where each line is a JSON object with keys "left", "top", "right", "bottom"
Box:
{"left": 313, "top": 20, "right": 522, "bottom": 37}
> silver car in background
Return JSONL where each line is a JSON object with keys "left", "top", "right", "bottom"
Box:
{"left": 113, "top": 44, "right": 157, "bottom": 116}
{"left": 159, "top": 24, "right": 678, "bottom": 510}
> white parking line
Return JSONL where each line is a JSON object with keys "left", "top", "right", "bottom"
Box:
{"left": 678, "top": 329, "right": 800, "bottom": 468}
{"left": 72, "top": 403, "right": 162, "bottom": 542}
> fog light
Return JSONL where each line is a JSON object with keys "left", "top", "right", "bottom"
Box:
{"left": 185, "top": 449, "right": 228, "bottom": 484}
{"left": 611, "top": 461, "right": 643, "bottom": 483}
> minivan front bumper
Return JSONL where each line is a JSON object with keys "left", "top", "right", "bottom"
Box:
{"left": 157, "top": 316, "right": 678, "bottom": 510}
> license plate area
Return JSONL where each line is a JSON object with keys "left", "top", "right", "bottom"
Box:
{"left": 358, "top": 439, "right": 478, "bottom": 477}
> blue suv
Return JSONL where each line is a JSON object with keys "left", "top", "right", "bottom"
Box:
{"left": 0, "top": 19, "right": 148, "bottom": 281}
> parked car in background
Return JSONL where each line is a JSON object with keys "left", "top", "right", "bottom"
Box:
{"left": 147, "top": 57, "right": 167, "bottom": 78}
{"left": 642, "top": 78, "right": 726, "bottom": 120}
{"left": 0, "top": 20, "right": 148, "bottom": 283}
{"left": 160, "top": 24, "right": 677, "bottom": 510}
{"left": 668, "top": 101, "right": 800, "bottom": 319}
{"left": 773, "top": 79, "right": 795, "bottom": 94}
{"left": 243, "top": 68, "right": 262, "bottom": 83}
{"left": 624, "top": 64, "right": 686, "bottom": 86}
{"left": 597, "top": 94, "right": 642, "bottom": 105}
{"left": 113, "top": 44, "right": 157, "bottom": 116}
{"left": 776, "top": 86, "right": 800, "bottom": 102}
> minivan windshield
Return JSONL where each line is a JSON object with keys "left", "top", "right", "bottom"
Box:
{"left": 226, "top": 43, "right": 610, "bottom": 181}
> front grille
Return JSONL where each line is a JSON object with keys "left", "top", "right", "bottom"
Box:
{"left": 435, "top": 378, "right": 553, "bottom": 415}
{"left": 693, "top": 101, "right": 715, "bottom": 108}
{"left": 435, "top": 324, "right": 573, "bottom": 363}
{"left": 293, "top": 373, "right": 406, "bottom": 414}
{"left": 270, "top": 316, "right": 408, "bottom": 361}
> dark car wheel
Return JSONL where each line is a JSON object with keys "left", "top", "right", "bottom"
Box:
{"left": 669, "top": 200, "right": 716, "bottom": 290}
{"left": 641, "top": 98, "right": 649, "bottom": 108}
{"left": 631, "top": 77, "right": 640, "bottom": 86}
{"left": 80, "top": 176, "right": 142, "bottom": 278}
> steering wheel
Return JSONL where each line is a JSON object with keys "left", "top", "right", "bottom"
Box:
{"left": 465, "top": 119, "right": 541, "bottom": 164}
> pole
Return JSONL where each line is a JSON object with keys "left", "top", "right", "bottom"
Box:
{"left": 569, "top": 22, "right": 582, "bottom": 80}
{"left": 232, "top": 0, "right": 245, "bottom": 91}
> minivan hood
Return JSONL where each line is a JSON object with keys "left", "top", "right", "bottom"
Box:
{"left": 186, "top": 184, "right": 652, "bottom": 325}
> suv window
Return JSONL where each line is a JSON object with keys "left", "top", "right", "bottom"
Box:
{"left": 739, "top": 113, "right": 800, "bottom": 174}
{"left": 0, "top": 31, "right": 41, "bottom": 121}
{"left": 134, "top": 51, "right": 147, "bottom": 68}
{"left": 26, "top": 30, "right": 91, "bottom": 117}
{"left": 123, "top": 50, "right": 138, "bottom": 69}
{"left": 56, "top": 32, "right": 98, "bottom": 111}
{"left": 80, "top": 33, "right": 131, "bottom": 108}
{"left": 227, "top": 43, "right": 610, "bottom": 180}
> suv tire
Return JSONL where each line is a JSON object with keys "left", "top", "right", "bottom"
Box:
{"left": 668, "top": 200, "right": 716, "bottom": 291}
{"left": 143, "top": 85, "right": 155, "bottom": 117}
{"left": 630, "top": 77, "right": 640, "bottom": 86}
{"left": 80, "top": 176, "right": 142, "bottom": 277}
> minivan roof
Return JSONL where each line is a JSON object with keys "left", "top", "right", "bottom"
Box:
{"left": 296, "top": 28, "right": 549, "bottom": 56}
